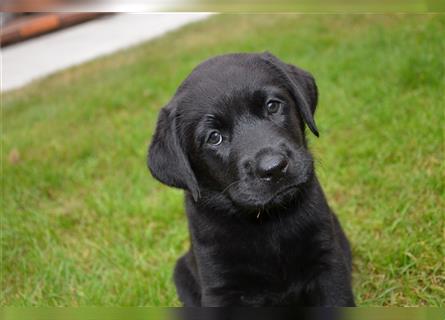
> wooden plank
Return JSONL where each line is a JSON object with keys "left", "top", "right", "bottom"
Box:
{"left": 1, "top": 13, "right": 109, "bottom": 47}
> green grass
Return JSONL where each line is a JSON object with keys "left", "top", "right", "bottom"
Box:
{"left": 2, "top": 14, "right": 444, "bottom": 306}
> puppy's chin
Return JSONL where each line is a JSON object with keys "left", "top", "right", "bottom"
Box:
{"left": 228, "top": 183, "right": 302, "bottom": 213}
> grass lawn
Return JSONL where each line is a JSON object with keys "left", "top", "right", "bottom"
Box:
{"left": 2, "top": 14, "right": 444, "bottom": 306}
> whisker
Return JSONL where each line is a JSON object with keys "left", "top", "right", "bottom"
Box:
{"left": 220, "top": 179, "right": 241, "bottom": 195}
{"left": 198, "top": 179, "right": 242, "bottom": 208}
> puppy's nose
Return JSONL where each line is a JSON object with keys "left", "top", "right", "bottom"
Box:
{"left": 256, "top": 154, "right": 288, "bottom": 180}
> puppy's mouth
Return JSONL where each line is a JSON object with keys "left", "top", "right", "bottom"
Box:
{"left": 271, "top": 184, "right": 299, "bottom": 201}
{"left": 264, "top": 184, "right": 299, "bottom": 207}
{"left": 228, "top": 182, "right": 300, "bottom": 212}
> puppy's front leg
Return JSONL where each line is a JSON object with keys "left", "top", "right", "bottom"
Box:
{"left": 202, "top": 287, "right": 277, "bottom": 307}
{"left": 201, "top": 289, "right": 241, "bottom": 307}
{"left": 305, "top": 264, "right": 355, "bottom": 307}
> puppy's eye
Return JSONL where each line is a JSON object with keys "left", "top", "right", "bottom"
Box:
{"left": 266, "top": 100, "right": 282, "bottom": 114}
{"left": 207, "top": 131, "right": 223, "bottom": 146}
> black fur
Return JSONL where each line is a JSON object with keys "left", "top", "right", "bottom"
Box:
{"left": 148, "top": 52, "right": 355, "bottom": 307}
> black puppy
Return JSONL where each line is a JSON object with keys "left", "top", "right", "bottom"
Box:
{"left": 148, "top": 52, "right": 355, "bottom": 307}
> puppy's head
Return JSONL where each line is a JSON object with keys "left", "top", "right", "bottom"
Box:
{"left": 148, "top": 52, "right": 318, "bottom": 212}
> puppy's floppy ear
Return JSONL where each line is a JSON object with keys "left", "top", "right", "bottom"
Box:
{"left": 261, "top": 52, "right": 319, "bottom": 137}
{"left": 148, "top": 102, "right": 200, "bottom": 201}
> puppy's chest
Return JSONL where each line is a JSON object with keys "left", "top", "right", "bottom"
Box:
{"left": 253, "top": 231, "right": 314, "bottom": 275}
{"left": 205, "top": 232, "right": 317, "bottom": 305}
{"left": 211, "top": 227, "right": 319, "bottom": 284}
{"left": 192, "top": 213, "right": 328, "bottom": 303}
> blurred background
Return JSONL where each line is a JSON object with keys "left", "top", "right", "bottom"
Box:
{"left": 2, "top": 13, "right": 444, "bottom": 306}
{"left": 1, "top": 13, "right": 212, "bottom": 91}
